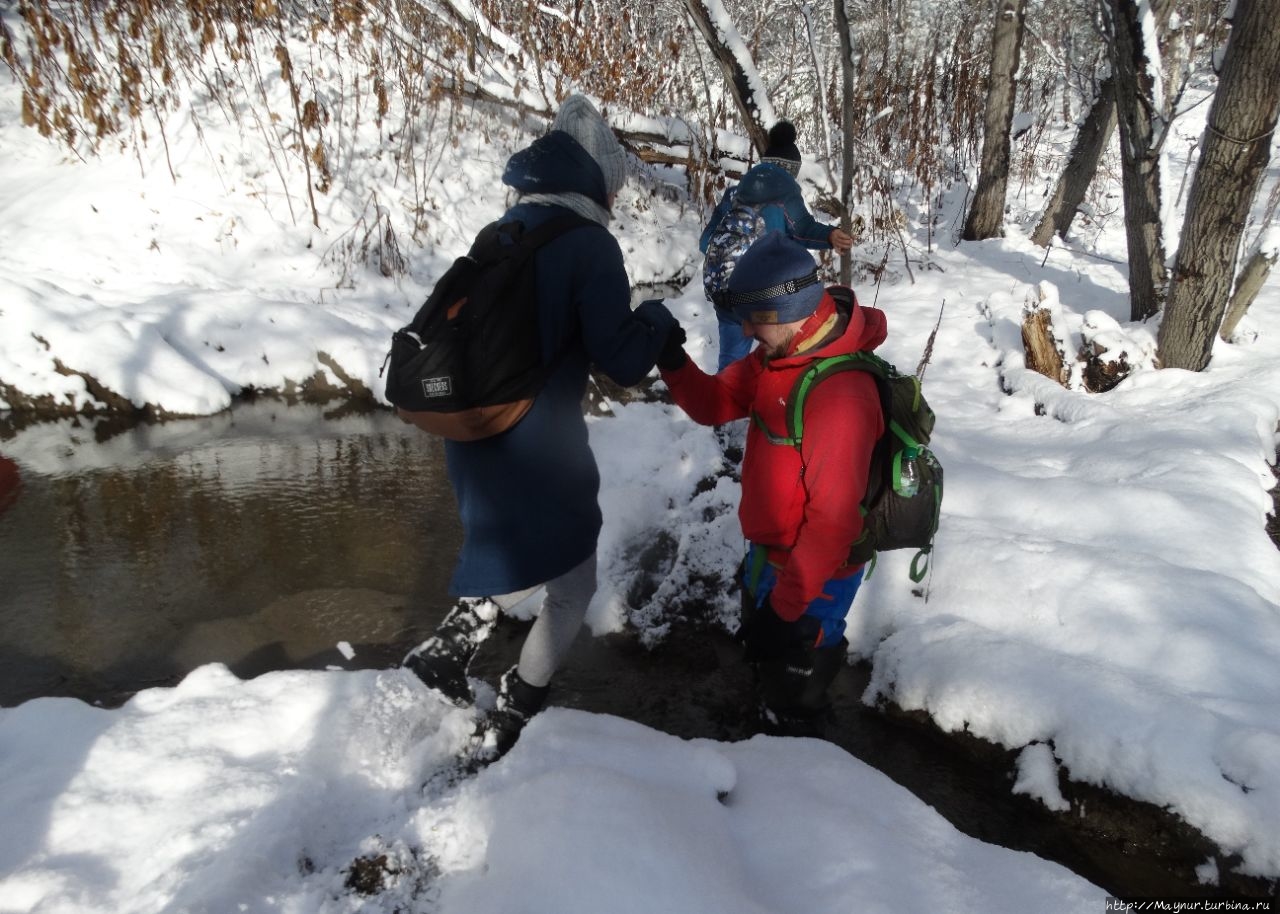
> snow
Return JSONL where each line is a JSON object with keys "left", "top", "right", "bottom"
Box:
{"left": 0, "top": 670, "right": 1105, "bottom": 913}
{"left": 1138, "top": 0, "right": 1168, "bottom": 132}
{"left": 1262, "top": 223, "right": 1280, "bottom": 259}
{"left": 2, "top": 17, "right": 1280, "bottom": 912}
{"left": 1013, "top": 742, "right": 1070, "bottom": 812}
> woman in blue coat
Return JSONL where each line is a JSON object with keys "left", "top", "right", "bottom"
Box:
{"left": 404, "top": 95, "right": 678, "bottom": 757}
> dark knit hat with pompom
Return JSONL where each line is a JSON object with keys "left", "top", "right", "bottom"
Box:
{"left": 762, "top": 121, "right": 802, "bottom": 174}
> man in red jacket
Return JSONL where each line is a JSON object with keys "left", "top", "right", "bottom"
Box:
{"left": 656, "top": 232, "right": 886, "bottom": 734}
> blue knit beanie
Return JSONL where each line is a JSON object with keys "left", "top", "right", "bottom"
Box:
{"left": 726, "top": 233, "right": 824, "bottom": 325}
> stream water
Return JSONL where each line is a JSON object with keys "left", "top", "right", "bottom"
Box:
{"left": 0, "top": 401, "right": 459, "bottom": 705}
{"left": 0, "top": 400, "right": 1271, "bottom": 901}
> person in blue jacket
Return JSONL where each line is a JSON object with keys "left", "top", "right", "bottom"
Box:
{"left": 701, "top": 122, "right": 853, "bottom": 371}
{"left": 403, "top": 95, "right": 679, "bottom": 757}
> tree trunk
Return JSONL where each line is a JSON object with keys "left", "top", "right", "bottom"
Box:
{"left": 1158, "top": 0, "right": 1280, "bottom": 370}
{"left": 1030, "top": 76, "right": 1117, "bottom": 247}
{"left": 1218, "top": 248, "right": 1278, "bottom": 343}
{"left": 1104, "top": 0, "right": 1173, "bottom": 322}
{"left": 835, "top": 0, "right": 856, "bottom": 286}
{"left": 962, "top": 0, "right": 1027, "bottom": 241}
{"left": 682, "top": 0, "right": 770, "bottom": 154}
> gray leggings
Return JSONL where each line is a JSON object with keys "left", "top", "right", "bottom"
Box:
{"left": 491, "top": 552, "right": 597, "bottom": 688}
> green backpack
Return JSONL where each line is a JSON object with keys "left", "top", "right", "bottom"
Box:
{"left": 757, "top": 349, "right": 943, "bottom": 583}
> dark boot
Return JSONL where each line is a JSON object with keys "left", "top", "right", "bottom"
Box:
{"left": 794, "top": 640, "right": 847, "bottom": 712}
{"left": 403, "top": 598, "right": 498, "bottom": 705}
{"left": 755, "top": 639, "right": 847, "bottom": 738}
{"left": 758, "top": 699, "right": 830, "bottom": 738}
{"left": 478, "top": 666, "right": 549, "bottom": 759}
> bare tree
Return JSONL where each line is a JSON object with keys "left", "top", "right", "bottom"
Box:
{"left": 1157, "top": 0, "right": 1280, "bottom": 370}
{"left": 1032, "top": 1, "right": 1228, "bottom": 250}
{"left": 962, "top": 0, "right": 1028, "bottom": 241}
{"left": 1103, "top": 0, "right": 1174, "bottom": 321}
{"left": 1030, "top": 75, "right": 1116, "bottom": 247}
{"left": 1218, "top": 248, "right": 1278, "bottom": 343}
{"left": 835, "top": 0, "right": 856, "bottom": 285}
{"left": 682, "top": 0, "right": 772, "bottom": 153}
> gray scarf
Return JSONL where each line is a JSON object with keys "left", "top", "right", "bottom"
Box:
{"left": 519, "top": 191, "right": 612, "bottom": 227}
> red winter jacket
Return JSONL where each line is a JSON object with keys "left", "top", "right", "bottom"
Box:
{"left": 662, "top": 290, "right": 887, "bottom": 620}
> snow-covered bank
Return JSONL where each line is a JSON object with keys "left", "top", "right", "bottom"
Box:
{"left": 0, "top": 71, "right": 700, "bottom": 418}
{"left": 4, "top": 44, "right": 1280, "bottom": 905}
{"left": 0, "top": 666, "right": 1109, "bottom": 913}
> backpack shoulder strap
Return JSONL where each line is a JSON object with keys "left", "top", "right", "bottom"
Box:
{"left": 517, "top": 210, "right": 597, "bottom": 249}
{"left": 758, "top": 352, "right": 888, "bottom": 448}
{"left": 471, "top": 211, "right": 596, "bottom": 264}
{"left": 788, "top": 351, "right": 932, "bottom": 449}
{"left": 501, "top": 211, "right": 596, "bottom": 375}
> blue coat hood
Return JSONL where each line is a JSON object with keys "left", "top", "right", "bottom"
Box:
{"left": 502, "top": 130, "right": 610, "bottom": 208}
{"left": 734, "top": 162, "right": 802, "bottom": 206}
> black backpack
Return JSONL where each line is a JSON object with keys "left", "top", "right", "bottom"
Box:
{"left": 382, "top": 212, "right": 592, "bottom": 440}
{"left": 759, "top": 317, "right": 943, "bottom": 583}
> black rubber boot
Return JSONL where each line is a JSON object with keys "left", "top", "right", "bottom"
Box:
{"left": 795, "top": 639, "right": 847, "bottom": 711}
{"left": 479, "top": 666, "right": 549, "bottom": 759}
{"left": 755, "top": 638, "right": 847, "bottom": 738}
{"left": 403, "top": 598, "right": 498, "bottom": 705}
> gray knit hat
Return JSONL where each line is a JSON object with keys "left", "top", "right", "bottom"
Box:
{"left": 552, "top": 94, "right": 627, "bottom": 198}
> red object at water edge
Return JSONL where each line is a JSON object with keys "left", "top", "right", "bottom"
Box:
{"left": 0, "top": 456, "right": 20, "bottom": 514}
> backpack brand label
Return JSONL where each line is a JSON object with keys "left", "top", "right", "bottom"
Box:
{"left": 420, "top": 376, "right": 452, "bottom": 398}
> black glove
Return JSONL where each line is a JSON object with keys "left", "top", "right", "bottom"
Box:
{"left": 740, "top": 599, "right": 821, "bottom": 663}
{"left": 655, "top": 323, "right": 688, "bottom": 371}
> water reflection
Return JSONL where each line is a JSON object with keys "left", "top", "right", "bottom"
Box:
{"left": 0, "top": 402, "right": 461, "bottom": 706}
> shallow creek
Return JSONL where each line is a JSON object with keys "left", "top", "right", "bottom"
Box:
{"left": 0, "top": 401, "right": 1271, "bottom": 900}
